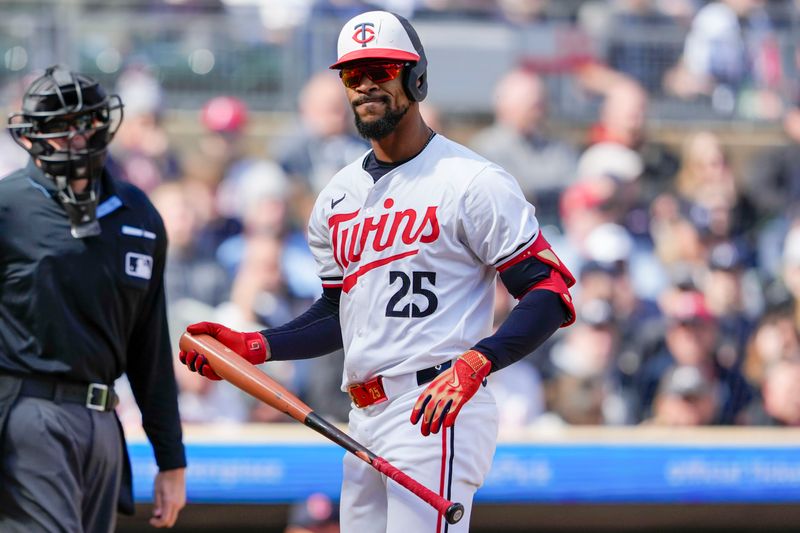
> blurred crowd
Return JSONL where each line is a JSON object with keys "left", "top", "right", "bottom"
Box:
{"left": 477, "top": 56, "right": 800, "bottom": 431}
{"left": 2, "top": 0, "right": 800, "bottom": 438}
{"left": 66, "top": 0, "right": 800, "bottom": 120}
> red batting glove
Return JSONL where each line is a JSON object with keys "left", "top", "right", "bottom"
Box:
{"left": 178, "top": 321, "right": 269, "bottom": 381}
{"left": 410, "top": 350, "right": 492, "bottom": 436}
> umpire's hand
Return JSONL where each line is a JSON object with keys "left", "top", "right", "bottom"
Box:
{"left": 179, "top": 321, "right": 269, "bottom": 380}
{"left": 410, "top": 350, "right": 492, "bottom": 436}
{"left": 150, "top": 467, "right": 186, "bottom": 528}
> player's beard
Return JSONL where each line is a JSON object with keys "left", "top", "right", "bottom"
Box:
{"left": 353, "top": 97, "right": 409, "bottom": 140}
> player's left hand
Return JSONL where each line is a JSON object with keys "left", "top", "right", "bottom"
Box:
{"left": 149, "top": 467, "right": 186, "bottom": 528}
{"left": 410, "top": 350, "right": 491, "bottom": 436}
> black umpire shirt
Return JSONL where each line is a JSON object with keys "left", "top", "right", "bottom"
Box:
{"left": 0, "top": 159, "right": 185, "bottom": 471}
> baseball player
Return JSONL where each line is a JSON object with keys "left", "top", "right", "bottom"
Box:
{"left": 180, "top": 11, "right": 575, "bottom": 532}
{"left": 0, "top": 66, "right": 186, "bottom": 531}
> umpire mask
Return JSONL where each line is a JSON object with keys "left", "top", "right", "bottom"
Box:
{"left": 8, "top": 65, "right": 124, "bottom": 238}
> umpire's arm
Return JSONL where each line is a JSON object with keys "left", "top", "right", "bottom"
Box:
{"left": 126, "top": 221, "right": 186, "bottom": 470}
{"left": 126, "top": 214, "right": 187, "bottom": 527}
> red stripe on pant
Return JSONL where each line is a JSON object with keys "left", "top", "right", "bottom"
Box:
{"left": 437, "top": 429, "right": 448, "bottom": 533}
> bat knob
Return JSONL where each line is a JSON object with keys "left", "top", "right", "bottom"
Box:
{"left": 445, "top": 502, "right": 464, "bottom": 524}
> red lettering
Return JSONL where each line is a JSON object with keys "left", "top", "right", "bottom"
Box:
{"left": 329, "top": 210, "right": 359, "bottom": 269}
{"left": 327, "top": 204, "right": 439, "bottom": 271}
{"left": 338, "top": 227, "right": 350, "bottom": 269}
{"left": 363, "top": 212, "right": 392, "bottom": 252}
{"left": 347, "top": 222, "right": 362, "bottom": 263}
{"left": 417, "top": 206, "right": 440, "bottom": 243}
{"left": 386, "top": 209, "right": 416, "bottom": 245}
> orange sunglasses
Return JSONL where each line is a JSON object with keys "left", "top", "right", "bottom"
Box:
{"left": 339, "top": 62, "right": 405, "bottom": 89}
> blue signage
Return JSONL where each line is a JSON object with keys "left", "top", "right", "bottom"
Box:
{"left": 129, "top": 442, "right": 800, "bottom": 504}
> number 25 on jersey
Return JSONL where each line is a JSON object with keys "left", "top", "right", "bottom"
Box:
{"left": 386, "top": 270, "right": 438, "bottom": 318}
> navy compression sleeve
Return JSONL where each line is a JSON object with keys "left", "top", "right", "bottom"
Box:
{"left": 261, "top": 287, "right": 343, "bottom": 360}
{"left": 472, "top": 256, "right": 568, "bottom": 372}
{"left": 473, "top": 288, "right": 566, "bottom": 372}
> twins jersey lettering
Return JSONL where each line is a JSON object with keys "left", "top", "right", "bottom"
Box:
{"left": 308, "top": 134, "right": 540, "bottom": 389}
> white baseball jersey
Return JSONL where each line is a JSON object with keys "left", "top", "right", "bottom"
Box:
{"left": 307, "top": 134, "right": 540, "bottom": 390}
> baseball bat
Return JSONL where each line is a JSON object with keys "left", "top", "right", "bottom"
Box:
{"left": 179, "top": 332, "right": 465, "bottom": 525}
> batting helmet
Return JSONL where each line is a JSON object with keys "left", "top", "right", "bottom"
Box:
{"left": 330, "top": 11, "right": 428, "bottom": 102}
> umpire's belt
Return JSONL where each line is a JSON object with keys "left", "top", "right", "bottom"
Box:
{"left": 18, "top": 375, "right": 119, "bottom": 412}
{"left": 348, "top": 361, "right": 452, "bottom": 409}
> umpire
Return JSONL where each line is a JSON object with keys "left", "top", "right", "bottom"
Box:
{"left": 0, "top": 65, "right": 186, "bottom": 531}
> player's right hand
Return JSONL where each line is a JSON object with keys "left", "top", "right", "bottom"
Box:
{"left": 178, "top": 321, "right": 269, "bottom": 381}
{"left": 410, "top": 350, "right": 492, "bottom": 436}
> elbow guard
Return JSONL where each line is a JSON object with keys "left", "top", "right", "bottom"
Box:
{"left": 504, "top": 232, "right": 576, "bottom": 327}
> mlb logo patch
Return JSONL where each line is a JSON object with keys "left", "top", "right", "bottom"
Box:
{"left": 125, "top": 252, "right": 153, "bottom": 280}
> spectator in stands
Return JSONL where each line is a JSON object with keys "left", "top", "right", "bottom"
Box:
{"left": 214, "top": 159, "right": 321, "bottom": 302}
{"left": 183, "top": 96, "right": 253, "bottom": 255}
{"left": 645, "top": 365, "right": 719, "bottom": 426}
{"left": 277, "top": 71, "right": 368, "bottom": 197}
{"left": 587, "top": 79, "right": 679, "bottom": 201}
{"left": 780, "top": 224, "right": 800, "bottom": 333}
{"left": 215, "top": 160, "right": 290, "bottom": 273}
{"left": 575, "top": 141, "right": 650, "bottom": 237}
{"left": 587, "top": 78, "right": 646, "bottom": 146}
{"left": 542, "top": 299, "right": 632, "bottom": 425}
{"left": 553, "top": 176, "right": 622, "bottom": 276}
{"left": 664, "top": 0, "right": 783, "bottom": 118}
{"left": 742, "top": 306, "right": 800, "bottom": 390}
{"left": 109, "top": 66, "right": 181, "bottom": 194}
{"left": 746, "top": 96, "right": 800, "bottom": 277}
{"left": 636, "top": 290, "right": 752, "bottom": 424}
{"left": 191, "top": 95, "right": 251, "bottom": 189}
{"left": 0, "top": 76, "right": 33, "bottom": 178}
{"left": 671, "top": 130, "right": 758, "bottom": 245}
{"left": 752, "top": 359, "right": 800, "bottom": 426}
{"left": 745, "top": 98, "right": 800, "bottom": 217}
{"left": 577, "top": 140, "right": 644, "bottom": 184}
{"left": 648, "top": 196, "right": 707, "bottom": 284}
{"left": 579, "top": 224, "right": 664, "bottom": 393}
{"left": 219, "top": 234, "right": 294, "bottom": 330}
{"left": 470, "top": 67, "right": 578, "bottom": 227}
{"left": 649, "top": 131, "right": 758, "bottom": 291}
{"left": 150, "top": 182, "right": 230, "bottom": 307}
{"left": 583, "top": 220, "right": 666, "bottom": 300}
{"left": 702, "top": 241, "right": 759, "bottom": 370}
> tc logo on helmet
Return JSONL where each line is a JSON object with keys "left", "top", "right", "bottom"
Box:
{"left": 352, "top": 22, "right": 375, "bottom": 47}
